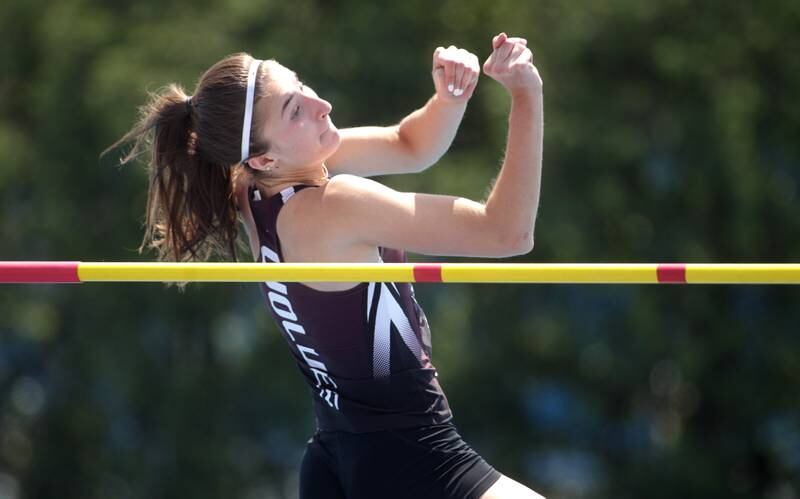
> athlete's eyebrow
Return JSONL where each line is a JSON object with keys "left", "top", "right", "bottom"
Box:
{"left": 281, "top": 93, "right": 295, "bottom": 119}
{"left": 280, "top": 72, "right": 302, "bottom": 119}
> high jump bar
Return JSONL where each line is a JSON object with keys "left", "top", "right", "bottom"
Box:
{"left": 1, "top": 262, "right": 800, "bottom": 284}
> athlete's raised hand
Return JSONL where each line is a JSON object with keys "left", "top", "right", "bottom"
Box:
{"left": 482, "top": 32, "right": 542, "bottom": 94}
{"left": 432, "top": 45, "right": 481, "bottom": 103}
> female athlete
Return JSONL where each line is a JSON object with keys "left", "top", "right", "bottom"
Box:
{"left": 111, "top": 32, "right": 544, "bottom": 499}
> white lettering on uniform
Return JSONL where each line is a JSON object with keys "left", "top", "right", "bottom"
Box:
{"left": 261, "top": 245, "right": 340, "bottom": 411}
{"left": 268, "top": 292, "right": 297, "bottom": 321}
{"left": 297, "top": 345, "right": 326, "bottom": 371}
{"left": 311, "top": 368, "right": 338, "bottom": 389}
{"left": 266, "top": 280, "right": 287, "bottom": 294}
{"left": 282, "top": 321, "right": 306, "bottom": 342}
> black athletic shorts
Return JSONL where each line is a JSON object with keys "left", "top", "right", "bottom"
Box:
{"left": 299, "top": 422, "right": 501, "bottom": 499}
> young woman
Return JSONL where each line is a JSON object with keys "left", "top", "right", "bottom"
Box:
{"left": 112, "top": 32, "right": 544, "bottom": 499}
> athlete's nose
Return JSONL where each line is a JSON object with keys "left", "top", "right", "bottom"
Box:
{"left": 317, "top": 98, "right": 332, "bottom": 120}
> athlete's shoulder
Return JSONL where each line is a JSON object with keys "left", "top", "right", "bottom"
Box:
{"left": 324, "top": 173, "right": 377, "bottom": 195}
{"left": 280, "top": 175, "right": 377, "bottom": 232}
{"left": 321, "top": 173, "right": 397, "bottom": 209}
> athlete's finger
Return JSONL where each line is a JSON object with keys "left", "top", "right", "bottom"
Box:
{"left": 501, "top": 43, "right": 526, "bottom": 68}
{"left": 505, "top": 37, "right": 527, "bottom": 46}
{"left": 492, "top": 32, "right": 507, "bottom": 50}
{"left": 443, "top": 56, "right": 456, "bottom": 94}
{"left": 432, "top": 66, "right": 445, "bottom": 91}
{"left": 482, "top": 47, "right": 495, "bottom": 73}
{"left": 463, "top": 53, "right": 480, "bottom": 91}
{"left": 472, "top": 53, "right": 481, "bottom": 72}
{"left": 452, "top": 62, "right": 466, "bottom": 96}
{"left": 433, "top": 46, "right": 445, "bottom": 64}
{"left": 456, "top": 49, "right": 475, "bottom": 93}
{"left": 514, "top": 46, "right": 533, "bottom": 66}
{"left": 512, "top": 42, "right": 527, "bottom": 59}
{"left": 495, "top": 41, "right": 515, "bottom": 66}
{"left": 462, "top": 69, "right": 479, "bottom": 97}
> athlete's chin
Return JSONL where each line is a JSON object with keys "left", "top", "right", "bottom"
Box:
{"left": 321, "top": 125, "right": 340, "bottom": 144}
{"left": 321, "top": 128, "right": 342, "bottom": 155}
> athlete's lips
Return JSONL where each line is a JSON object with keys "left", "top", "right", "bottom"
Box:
{"left": 321, "top": 122, "right": 336, "bottom": 140}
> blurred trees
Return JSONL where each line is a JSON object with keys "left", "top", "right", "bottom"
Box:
{"left": 1, "top": 0, "right": 799, "bottom": 498}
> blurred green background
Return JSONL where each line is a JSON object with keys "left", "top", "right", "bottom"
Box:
{"left": 1, "top": 0, "right": 799, "bottom": 498}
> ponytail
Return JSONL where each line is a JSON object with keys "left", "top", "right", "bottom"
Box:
{"left": 106, "top": 84, "right": 239, "bottom": 264}
{"left": 105, "top": 54, "right": 271, "bottom": 270}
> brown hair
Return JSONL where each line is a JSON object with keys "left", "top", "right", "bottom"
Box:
{"left": 105, "top": 53, "right": 274, "bottom": 265}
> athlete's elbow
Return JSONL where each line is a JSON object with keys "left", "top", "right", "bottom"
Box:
{"left": 508, "top": 232, "right": 533, "bottom": 256}
{"left": 396, "top": 128, "right": 441, "bottom": 174}
{"left": 407, "top": 159, "right": 433, "bottom": 174}
{"left": 409, "top": 150, "right": 443, "bottom": 173}
{"left": 496, "top": 230, "right": 535, "bottom": 257}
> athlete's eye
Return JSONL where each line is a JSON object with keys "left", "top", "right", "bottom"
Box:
{"left": 291, "top": 104, "right": 301, "bottom": 120}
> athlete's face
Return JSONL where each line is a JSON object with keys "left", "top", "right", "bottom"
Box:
{"left": 254, "top": 62, "right": 341, "bottom": 170}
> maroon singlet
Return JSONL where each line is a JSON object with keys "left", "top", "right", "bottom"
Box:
{"left": 248, "top": 184, "right": 453, "bottom": 433}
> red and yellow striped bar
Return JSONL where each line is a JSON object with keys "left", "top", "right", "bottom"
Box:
{"left": 0, "top": 261, "right": 81, "bottom": 283}
{"left": 1, "top": 262, "right": 800, "bottom": 284}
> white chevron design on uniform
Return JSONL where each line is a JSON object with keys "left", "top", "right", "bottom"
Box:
{"left": 369, "top": 282, "right": 422, "bottom": 378}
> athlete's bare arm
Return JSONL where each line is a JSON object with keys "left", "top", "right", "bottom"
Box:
{"left": 320, "top": 34, "right": 543, "bottom": 259}
{"left": 325, "top": 45, "right": 480, "bottom": 177}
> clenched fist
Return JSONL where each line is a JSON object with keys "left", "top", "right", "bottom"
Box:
{"left": 482, "top": 33, "right": 542, "bottom": 94}
{"left": 432, "top": 45, "right": 481, "bottom": 103}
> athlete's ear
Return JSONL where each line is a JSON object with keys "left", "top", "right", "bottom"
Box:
{"left": 247, "top": 153, "right": 276, "bottom": 172}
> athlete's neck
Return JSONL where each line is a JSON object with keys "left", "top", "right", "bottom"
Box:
{"left": 256, "top": 163, "right": 330, "bottom": 197}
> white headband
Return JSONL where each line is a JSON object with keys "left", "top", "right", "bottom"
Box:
{"left": 240, "top": 58, "right": 263, "bottom": 163}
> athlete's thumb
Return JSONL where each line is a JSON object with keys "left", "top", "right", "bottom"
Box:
{"left": 492, "top": 32, "right": 507, "bottom": 50}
